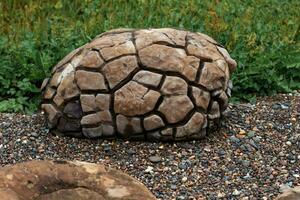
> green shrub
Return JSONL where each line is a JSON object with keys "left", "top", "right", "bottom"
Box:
{"left": 0, "top": 0, "right": 299, "bottom": 112}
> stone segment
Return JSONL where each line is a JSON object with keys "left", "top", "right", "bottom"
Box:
{"left": 133, "top": 70, "right": 162, "bottom": 87}
{"left": 41, "top": 104, "right": 61, "bottom": 128}
{"left": 216, "top": 46, "right": 237, "bottom": 72}
{"left": 143, "top": 115, "right": 165, "bottom": 131}
{"left": 95, "top": 94, "right": 110, "bottom": 110}
{"left": 116, "top": 115, "right": 142, "bottom": 135}
{"left": 155, "top": 28, "right": 187, "bottom": 46}
{"left": 191, "top": 86, "right": 210, "bottom": 110}
{"left": 0, "top": 160, "right": 156, "bottom": 200}
{"left": 161, "top": 76, "right": 188, "bottom": 95}
{"left": 57, "top": 117, "right": 81, "bottom": 132}
{"left": 199, "top": 62, "right": 225, "bottom": 91}
{"left": 161, "top": 128, "right": 173, "bottom": 136}
{"left": 176, "top": 112, "right": 206, "bottom": 138}
{"left": 114, "top": 81, "right": 160, "bottom": 116}
{"left": 43, "top": 87, "right": 55, "bottom": 99}
{"left": 63, "top": 101, "right": 83, "bottom": 119}
{"left": 135, "top": 29, "right": 173, "bottom": 50}
{"left": 75, "top": 70, "right": 107, "bottom": 91}
{"left": 86, "top": 32, "right": 132, "bottom": 50}
{"left": 81, "top": 111, "right": 111, "bottom": 126}
{"left": 217, "top": 91, "right": 229, "bottom": 111}
{"left": 196, "top": 32, "right": 218, "bottom": 44}
{"left": 100, "top": 40, "right": 136, "bottom": 61}
{"left": 208, "top": 101, "right": 220, "bottom": 119}
{"left": 79, "top": 51, "right": 104, "bottom": 69}
{"left": 50, "top": 63, "right": 74, "bottom": 87}
{"left": 139, "top": 44, "right": 200, "bottom": 81}
{"left": 83, "top": 126, "right": 103, "bottom": 138}
{"left": 53, "top": 71, "right": 80, "bottom": 107}
{"left": 158, "top": 95, "right": 194, "bottom": 124}
{"left": 102, "top": 55, "right": 138, "bottom": 89}
{"left": 40, "top": 78, "right": 49, "bottom": 90}
{"left": 80, "top": 94, "right": 96, "bottom": 112}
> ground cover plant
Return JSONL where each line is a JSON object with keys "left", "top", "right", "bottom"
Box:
{"left": 0, "top": 0, "right": 299, "bottom": 112}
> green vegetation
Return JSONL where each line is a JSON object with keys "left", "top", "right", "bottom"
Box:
{"left": 0, "top": 0, "right": 299, "bottom": 112}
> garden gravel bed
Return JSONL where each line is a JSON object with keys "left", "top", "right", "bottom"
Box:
{"left": 0, "top": 92, "right": 299, "bottom": 200}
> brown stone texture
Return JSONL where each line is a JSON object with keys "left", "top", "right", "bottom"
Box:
{"left": 75, "top": 70, "right": 107, "bottom": 91}
{"left": 102, "top": 56, "right": 138, "bottom": 89}
{"left": 274, "top": 186, "right": 300, "bottom": 200}
{"left": 133, "top": 70, "right": 162, "bottom": 87}
{"left": 114, "top": 81, "right": 160, "bottom": 116}
{"left": 144, "top": 115, "right": 165, "bottom": 131}
{"left": 42, "top": 28, "right": 236, "bottom": 141}
{"left": 0, "top": 160, "right": 156, "bottom": 200}
{"left": 158, "top": 95, "right": 194, "bottom": 124}
{"left": 191, "top": 86, "right": 210, "bottom": 110}
{"left": 139, "top": 44, "right": 200, "bottom": 81}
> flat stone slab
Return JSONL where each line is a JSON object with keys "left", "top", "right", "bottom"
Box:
{"left": 0, "top": 160, "right": 156, "bottom": 200}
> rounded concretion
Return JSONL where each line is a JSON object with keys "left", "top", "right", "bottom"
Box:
{"left": 41, "top": 28, "right": 237, "bottom": 141}
{"left": 0, "top": 160, "right": 156, "bottom": 200}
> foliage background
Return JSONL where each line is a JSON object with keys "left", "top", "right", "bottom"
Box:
{"left": 0, "top": 0, "right": 299, "bottom": 112}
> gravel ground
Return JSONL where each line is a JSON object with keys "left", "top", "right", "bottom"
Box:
{"left": 0, "top": 92, "right": 299, "bottom": 200}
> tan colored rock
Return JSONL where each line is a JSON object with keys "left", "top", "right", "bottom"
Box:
{"left": 155, "top": 28, "right": 187, "bottom": 46}
{"left": 81, "top": 111, "right": 112, "bottom": 126}
{"left": 79, "top": 51, "right": 104, "bottom": 68}
{"left": 208, "top": 101, "right": 220, "bottom": 119}
{"left": 192, "top": 86, "right": 210, "bottom": 110}
{"left": 102, "top": 56, "right": 138, "bottom": 89}
{"left": 216, "top": 46, "right": 237, "bottom": 72}
{"left": 87, "top": 32, "right": 132, "bottom": 50}
{"left": 139, "top": 44, "right": 200, "bottom": 81}
{"left": 161, "top": 76, "right": 188, "bottom": 95}
{"left": 161, "top": 128, "right": 173, "bottom": 136}
{"left": 75, "top": 70, "right": 107, "bottom": 91}
{"left": 135, "top": 29, "right": 173, "bottom": 50}
{"left": 95, "top": 94, "right": 110, "bottom": 110}
{"left": 80, "top": 94, "right": 96, "bottom": 112}
{"left": 133, "top": 70, "right": 162, "bottom": 87}
{"left": 199, "top": 62, "right": 225, "bottom": 91}
{"left": 144, "top": 115, "right": 165, "bottom": 130}
{"left": 57, "top": 117, "right": 81, "bottom": 132}
{"left": 100, "top": 40, "right": 136, "bottom": 61}
{"left": 116, "top": 115, "right": 142, "bottom": 135}
{"left": 0, "top": 160, "right": 156, "bottom": 200}
{"left": 41, "top": 104, "right": 61, "bottom": 128}
{"left": 40, "top": 78, "right": 49, "bottom": 90}
{"left": 217, "top": 91, "right": 229, "bottom": 111}
{"left": 158, "top": 95, "right": 193, "bottom": 123}
{"left": 50, "top": 63, "right": 74, "bottom": 87}
{"left": 176, "top": 112, "right": 206, "bottom": 138}
{"left": 275, "top": 186, "right": 300, "bottom": 200}
{"left": 114, "top": 81, "right": 160, "bottom": 116}
{"left": 53, "top": 71, "right": 80, "bottom": 107}
{"left": 43, "top": 87, "right": 55, "bottom": 99}
{"left": 196, "top": 32, "right": 218, "bottom": 44}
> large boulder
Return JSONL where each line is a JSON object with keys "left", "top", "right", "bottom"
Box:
{"left": 41, "top": 28, "right": 237, "bottom": 141}
{"left": 0, "top": 160, "right": 156, "bottom": 200}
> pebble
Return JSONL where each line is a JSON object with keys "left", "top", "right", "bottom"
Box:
{"left": 232, "top": 189, "right": 241, "bottom": 196}
{"left": 149, "top": 156, "right": 162, "bottom": 163}
{"left": 247, "top": 131, "right": 256, "bottom": 138}
{"left": 181, "top": 177, "right": 188, "bottom": 183}
{"left": 145, "top": 166, "right": 154, "bottom": 173}
{"left": 286, "top": 141, "right": 292, "bottom": 146}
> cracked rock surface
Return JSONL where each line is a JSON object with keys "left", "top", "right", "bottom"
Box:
{"left": 41, "top": 28, "right": 237, "bottom": 140}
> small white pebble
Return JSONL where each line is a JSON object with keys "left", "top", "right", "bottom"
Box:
{"left": 181, "top": 177, "right": 188, "bottom": 183}
{"left": 293, "top": 174, "right": 299, "bottom": 178}
{"left": 286, "top": 141, "right": 292, "bottom": 146}
{"left": 232, "top": 189, "right": 241, "bottom": 196}
{"left": 145, "top": 166, "right": 153, "bottom": 173}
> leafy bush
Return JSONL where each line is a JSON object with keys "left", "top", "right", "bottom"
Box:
{"left": 0, "top": 0, "right": 299, "bottom": 112}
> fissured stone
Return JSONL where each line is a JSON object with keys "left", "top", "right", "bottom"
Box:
{"left": 43, "top": 87, "right": 55, "bottom": 99}
{"left": 53, "top": 72, "right": 80, "bottom": 107}
{"left": 139, "top": 44, "right": 200, "bottom": 81}
{"left": 161, "top": 128, "right": 173, "bottom": 136}
{"left": 102, "top": 56, "right": 138, "bottom": 89}
{"left": 143, "top": 115, "right": 165, "bottom": 131}
{"left": 114, "top": 81, "right": 160, "bottom": 116}
{"left": 79, "top": 51, "right": 104, "bottom": 68}
{"left": 0, "top": 160, "right": 156, "bottom": 200}
{"left": 100, "top": 40, "right": 136, "bottom": 61}
{"left": 161, "top": 76, "right": 187, "bottom": 95}
{"left": 80, "top": 95, "right": 96, "bottom": 113}
{"left": 81, "top": 111, "right": 112, "bottom": 126}
{"left": 196, "top": 32, "right": 218, "bottom": 44}
{"left": 154, "top": 28, "right": 187, "bottom": 46}
{"left": 199, "top": 62, "right": 225, "bottom": 91}
{"left": 176, "top": 112, "right": 206, "bottom": 138}
{"left": 75, "top": 70, "right": 107, "bottom": 91}
{"left": 135, "top": 29, "right": 173, "bottom": 50}
{"left": 191, "top": 86, "right": 210, "bottom": 110}
{"left": 40, "top": 78, "right": 49, "bottom": 90}
{"left": 63, "top": 101, "right": 83, "bottom": 119}
{"left": 42, "top": 104, "right": 61, "bottom": 128}
{"left": 133, "top": 70, "right": 162, "bottom": 87}
{"left": 186, "top": 33, "right": 223, "bottom": 61}
{"left": 87, "top": 32, "right": 132, "bottom": 50}
{"left": 116, "top": 115, "right": 142, "bottom": 135}
{"left": 158, "top": 95, "right": 193, "bottom": 124}
{"left": 208, "top": 101, "right": 220, "bottom": 119}
{"left": 50, "top": 63, "right": 74, "bottom": 87}
{"left": 95, "top": 94, "right": 110, "bottom": 110}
